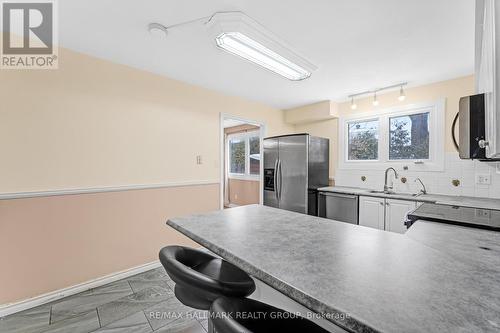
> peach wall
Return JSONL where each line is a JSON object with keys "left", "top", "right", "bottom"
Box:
{"left": 0, "top": 47, "right": 293, "bottom": 194}
{"left": 294, "top": 75, "right": 474, "bottom": 178}
{"left": 0, "top": 47, "right": 294, "bottom": 305}
{"left": 228, "top": 179, "right": 260, "bottom": 206}
{"left": 0, "top": 184, "right": 218, "bottom": 304}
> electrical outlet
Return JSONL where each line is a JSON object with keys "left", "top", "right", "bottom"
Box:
{"left": 476, "top": 174, "right": 491, "bottom": 185}
{"left": 475, "top": 209, "right": 491, "bottom": 219}
{"left": 196, "top": 155, "right": 202, "bottom": 165}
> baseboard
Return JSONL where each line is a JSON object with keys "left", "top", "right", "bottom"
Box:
{"left": 0, "top": 260, "right": 162, "bottom": 318}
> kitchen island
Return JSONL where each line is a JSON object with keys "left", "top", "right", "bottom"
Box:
{"left": 166, "top": 204, "right": 500, "bottom": 333}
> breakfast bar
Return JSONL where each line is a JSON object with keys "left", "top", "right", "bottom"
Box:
{"left": 167, "top": 204, "right": 500, "bottom": 333}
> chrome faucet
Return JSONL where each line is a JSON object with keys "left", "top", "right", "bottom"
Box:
{"left": 384, "top": 167, "right": 398, "bottom": 193}
{"left": 415, "top": 178, "right": 427, "bottom": 195}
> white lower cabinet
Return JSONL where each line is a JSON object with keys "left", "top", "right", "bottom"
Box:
{"left": 385, "top": 199, "right": 417, "bottom": 234}
{"left": 359, "top": 196, "right": 417, "bottom": 233}
{"left": 358, "top": 196, "right": 385, "bottom": 230}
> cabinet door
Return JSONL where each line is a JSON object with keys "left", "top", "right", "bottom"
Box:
{"left": 359, "top": 196, "right": 385, "bottom": 230}
{"left": 385, "top": 199, "right": 416, "bottom": 234}
{"left": 475, "top": 0, "right": 500, "bottom": 159}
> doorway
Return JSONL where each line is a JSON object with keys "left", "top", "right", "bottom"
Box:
{"left": 220, "top": 114, "right": 266, "bottom": 209}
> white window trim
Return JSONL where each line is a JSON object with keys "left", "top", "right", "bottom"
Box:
{"left": 338, "top": 99, "right": 445, "bottom": 172}
{"left": 227, "top": 130, "right": 261, "bottom": 181}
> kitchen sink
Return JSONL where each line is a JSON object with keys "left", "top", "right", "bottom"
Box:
{"left": 368, "top": 190, "right": 421, "bottom": 197}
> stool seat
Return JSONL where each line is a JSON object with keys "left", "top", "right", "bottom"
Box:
{"left": 159, "top": 246, "right": 255, "bottom": 309}
{"left": 209, "top": 297, "right": 330, "bottom": 333}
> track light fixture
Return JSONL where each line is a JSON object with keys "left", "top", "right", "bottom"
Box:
{"left": 347, "top": 82, "right": 408, "bottom": 110}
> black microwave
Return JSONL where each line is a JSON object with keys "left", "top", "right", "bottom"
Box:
{"left": 454, "top": 93, "right": 500, "bottom": 161}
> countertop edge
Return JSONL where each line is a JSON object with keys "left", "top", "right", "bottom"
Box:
{"left": 317, "top": 187, "right": 500, "bottom": 210}
{"left": 166, "top": 219, "right": 379, "bottom": 333}
{"left": 318, "top": 188, "right": 436, "bottom": 203}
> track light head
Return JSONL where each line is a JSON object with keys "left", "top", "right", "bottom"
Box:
{"left": 398, "top": 85, "right": 406, "bottom": 101}
{"left": 350, "top": 97, "right": 357, "bottom": 110}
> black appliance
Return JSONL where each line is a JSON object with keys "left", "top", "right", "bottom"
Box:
{"left": 454, "top": 94, "right": 488, "bottom": 160}
{"left": 406, "top": 203, "right": 500, "bottom": 231}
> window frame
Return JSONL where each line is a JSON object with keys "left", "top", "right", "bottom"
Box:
{"left": 338, "top": 99, "right": 445, "bottom": 172}
{"left": 227, "top": 130, "right": 261, "bottom": 181}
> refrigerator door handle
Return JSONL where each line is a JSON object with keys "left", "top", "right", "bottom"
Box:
{"left": 273, "top": 159, "right": 279, "bottom": 200}
{"left": 278, "top": 159, "right": 283, "bottom": 201}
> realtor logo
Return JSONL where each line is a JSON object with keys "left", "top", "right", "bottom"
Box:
{"left": 1, "top": 0, "right": 58, "bottom": 69}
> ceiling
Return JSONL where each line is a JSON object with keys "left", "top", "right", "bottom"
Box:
{"left": 59, "top": 0, "right": 474, "bottom": 109}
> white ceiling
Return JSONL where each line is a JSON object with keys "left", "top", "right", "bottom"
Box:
{"left": 59, "top": 0, "right": 474, "bottom": 109}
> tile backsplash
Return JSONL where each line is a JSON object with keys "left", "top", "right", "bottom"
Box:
{"left": 335, "top": 152, "right": 500, "bottom": 199}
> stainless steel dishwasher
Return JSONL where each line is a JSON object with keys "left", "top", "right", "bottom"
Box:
{"left": 318, "top": 192, "right": 359, "bottom": 224}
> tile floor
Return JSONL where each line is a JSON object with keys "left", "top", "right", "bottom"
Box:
{"left": 0, "top": 267, "right": 208, "bottom": 333}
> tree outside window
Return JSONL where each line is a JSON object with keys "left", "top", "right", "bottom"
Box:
{"left": 249, "top": 135, "right": 260, "bottom": 175}
{"left": 229, "top": 138, "right": 246, "bottom": 174}
{"left": 228, "top": 131, "right": 260, "bottom": 178}
{"left": 389, "top": 112, "right": 429, "bottom": 160}
{"left": 348, "top": 120, "right": 379, "bottom": 160}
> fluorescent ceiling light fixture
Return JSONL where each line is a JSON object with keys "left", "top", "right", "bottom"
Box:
{"left": 215, "top": 32, "right": 311, "bottom": 81}
{"left": 208, "top": 12, "right": 316, "bottom": 81}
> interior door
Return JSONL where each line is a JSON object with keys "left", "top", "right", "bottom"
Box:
{"left": 278, "top": 135, "right": 308, "bottom": 213}
{"left": 359, "top": 196, "right": 385, "bottom": 230}
{"left": 263, "top": 138, "right": 279, "bottom": 208}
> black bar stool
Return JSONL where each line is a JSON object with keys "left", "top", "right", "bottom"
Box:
{"left": 209, "top": 297, "right": 331, "bottom": 333}
{"left": 159, "top": 246, "right": 256, "bottom": 310}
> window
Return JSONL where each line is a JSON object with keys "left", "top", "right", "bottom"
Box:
{"left": 229, "top": 137, "right": 246, "bottom": 174}
{"left": 348, "top": 119, "right": 379, "bottom": 161}
{"left": 339, "top": 100, "right": 445, "bottom": 171}
{"left": 389, "top": 112, "right": 430, "bottom": 160}
{"left": 249, "top": 134, "right": 260, "bottom": 175}
{"left": 227, "top": 130, "right": 260, "bottom": 179}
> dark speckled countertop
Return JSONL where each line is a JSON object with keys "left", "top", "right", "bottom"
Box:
{"left": 166, "top": 204, "right": 500, "bottom": 333}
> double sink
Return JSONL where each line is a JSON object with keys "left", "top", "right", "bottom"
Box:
{"left": 368, "top": 190, "right": 423, "bottom": 197}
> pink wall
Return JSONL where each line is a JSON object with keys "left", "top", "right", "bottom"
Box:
{"left": 0, "top": 184, "right": 219, "bottom": 304}
{"left": 228, "top": 179, "right": 260, "bottom": 206}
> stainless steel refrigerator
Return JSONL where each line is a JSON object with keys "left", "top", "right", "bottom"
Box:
{"left": 263, "top": 134, "right": 329, "bottom": 215}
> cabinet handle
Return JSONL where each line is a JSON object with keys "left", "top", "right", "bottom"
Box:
{"left": 386, "top": 202, "right": 390, "bottom": 206}
{"left": 380, "top": 202, "right": 384, "bottom": 206}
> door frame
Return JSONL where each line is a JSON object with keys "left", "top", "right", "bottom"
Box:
{"left": 219, "top": 113, "right": 267, "bottom": 210}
